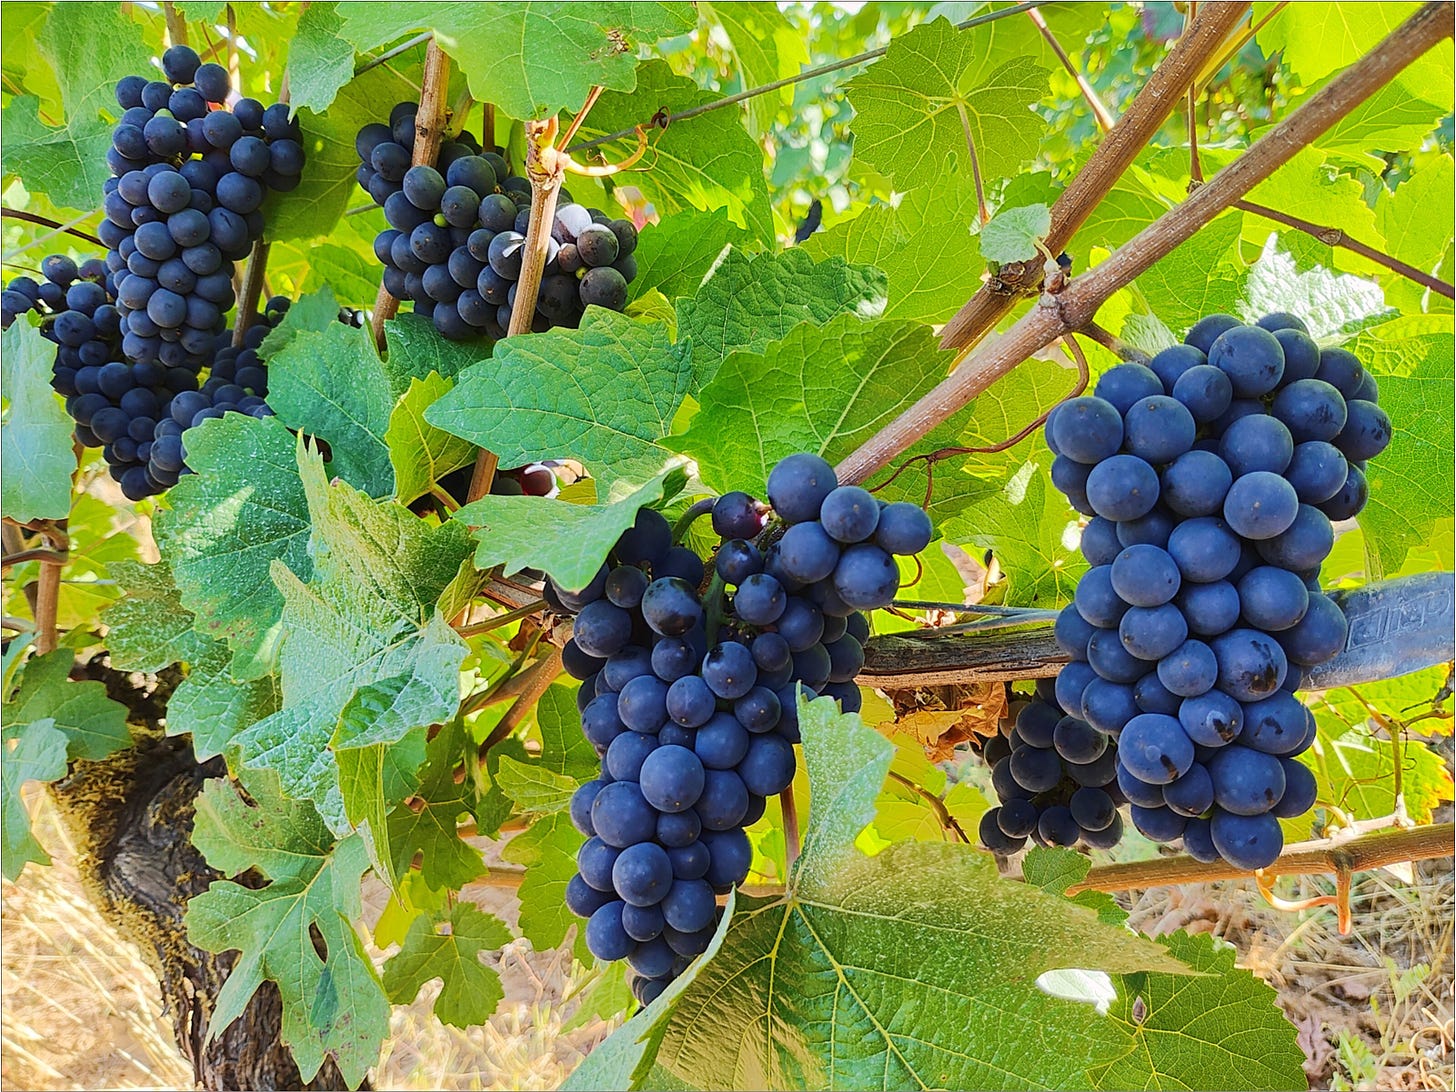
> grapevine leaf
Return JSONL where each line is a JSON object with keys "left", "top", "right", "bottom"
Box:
{"left": 153, "top": 414, "right": 314, "bottom": 679}
{"left": 802, "top": 178, "right": 985, "bottom": 324}
{"left": 266, "top": 63, "right": 419, "bottom": 244}
{"left": 1240, "top": 239, "right": 1388, "bottom": 340}
{"left": 382, "top": 902, "right": 513, "bottom": 1028}
{"left": 1241, "top": 148, "right": 1381, "bottom": 276}
{"left": 333, "top": 4, "right": 695, "bottom": 121}
{"left": 1, "top": 322, "right": 75, "bottom": 523}
{"left": 666, "top": 315, "right": 950, "bottom": 494}
{"left": 285, "top": 2, "right": 358, "bottom": 115}
{"left": 500, "top": 811, "right": 585, "bottom": 958}
{"left": 1375, "top": 156, "right": 1455, "bottom": 317}
{"left": 299, "top": 243, "right": 384, "bottom": 309}
{"left": 1137, "top": 211, "right": 1245, "bottom": 335}
{"left": 673, "top": 247, "right": 887, "bottom": 390}
{"left": 336, "top": 724, "right": 428, "bottom": 887}
{"left": 1253, "top": 2, "right": 1433, "bottom": 84}
{"left": 642, "top": 696, "right": 1186, "bottom": 1089}
{"left": 259, "top": 286, "right": 346, "bottom": 358}
{"left": 101, "top": 560, "right": 214, "bottom": 673}
{"left": 631, "top": 208, "right": 745, "bottom": 303}
{"left": 980, "top": 202, "right": 1051, "bottom": 264}
{"left": 698, "top": 2, "right": 809, "bottom": 135}
{"left": 267, "top": 322, "right": 395, "bottom": 498}
{"left": 387, "top": 373, "right": 478, "bottom": 506}
{"left": 494, "top": 754, "right": 577, "bottom": 813}
{"left": 1347, "top": 320, "right": 1455, "bottom": 576}
{"left": 0, "top": 649, "right": 131, "bottom": 761}
{"left": 167, "top": 646, "right": 282, "bottom": 761}
{"left": 574, "top": 60, "right": 774, "bottom": 245}
{"left": 386, "top": 716, "right": 489, "bottom": 891}
{"left": 947, "top": 454, "right": 1085, "bottom": 608}
{"left": 426, "top": 309, "right": 688, "bottom": 491}
{"left": 1021, "top": 847, "right": 1126, "bottom": 927}
{"left": 453, "top": 465, "right": 686, "bottom": 593}
{"left": 1091, "top": 932, "right": 1307, "bottom": 1091}
{"left": 382, "top": 312, "right": 484, "bottom": 388}
{"left": 0, "top": 4, "right": 152, "bottom": 210}
{"left": 1, "top": 718, "right": 68, "bottom": 880}
{"left": 1299, "top": 712, "right": 1453, "bottom": 836}
{"left": 232, "top": 450, "right": 469, "bottom": 826}
{"left": 187, "top": 775, "right": 389, "bottom": 1088}
{"left": 536, "top": 681, "right": 601, "bottom": 784}
{"left": 845, "top": 17, "right": 1049, "bottom": 192}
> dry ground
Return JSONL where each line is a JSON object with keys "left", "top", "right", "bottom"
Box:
{"left": 3, "top": 792, "right": 1451, "bottom": 1092}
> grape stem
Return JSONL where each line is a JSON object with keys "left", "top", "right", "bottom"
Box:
{"left": 837, "top": 1, "right": 1453, "bottom": 485}
{"left": 353, "top": 32, "right": 433, "bottom": 77}
{"left": 163, "top": 1, "right": 188, "bottom": 48}
{"left": 673, "top": 497, "right": 718, "bottom": 543}
{"left": 369, "top": 38, "right": 452, "bottom": 353}
{"left": 507, "top": 117, "right": 565, "bottom": 337}
{"left": 1230, "top": 196, "right": 1456, "bottom": 300}
{"left": 937, "top": 3, "right": 1251, "bottom": 353}
{"left": 0, "top": 207, "right": 102, "bottom": 247}
{"left": 477, "top": 645, "right": 564, "bottom": 757}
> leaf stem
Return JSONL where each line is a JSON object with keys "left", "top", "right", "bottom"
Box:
{"left": 353, "top": 31, "right": 433, "bottom": 77}
{"left": 163, "top": 1, "right": 187, "bottom": 47}
{"left": 477, "top": 645, "right": 564, "bottom": 758}
{"left": 782, "top": 783, "right": 801, "bottom": 871}
{"left": 454, "top": 600, "right": 545, "bottom": 636}
{"left": 0, "top": 208, "right": 102, "bottom": 247}
{"left": 955, "top": 104, "right": 990, "bottom": 227}
{"left": 1079, "top": 319, "right": 1152, "bottom": 363}
{"left": 840, "top": 1, "right": 1451, "bottom": 483}
{"left": 673, "top": 497, "right": 717, "bottom": 543}
{"left": 1027, "top": 6, "right": 1113, "bottom": 132}
{"left": 887, "top": 770, "right": 971, "bottom": 843}
{"left": 1232, "top": 196, "right": 1455, "bottom": 299}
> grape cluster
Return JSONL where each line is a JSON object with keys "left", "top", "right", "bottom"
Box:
{"left": 1046, "top": 312, "right": 1386, "bottom": 870}
{"left": 101, "top": 45, "right": 303, "bottom": 369}
{"left": 355, "top": 102, "right": 639, "bottom": 340}
{"left": 2, "top": 254, "right": 122, "bottom": 396}
{"left": 557, "top": 452, "right": 934, "bottom": 1003}
{"left": 977, "top": 682, "right": 1126, "bottom": 853}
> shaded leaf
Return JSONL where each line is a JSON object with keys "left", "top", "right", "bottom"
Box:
{"left": 387, "top": 373, "right": 478, "bottom": 506}
{"left": 1, "top": 321, "right": 74, "bottom": 523}
{"left": 981, "top": 202, "right": 1051, "bottom": 264}
{"left": 382, "top": 902, "right": 513, "bottom": 1028}
{"left": 0, "top": 718, "right": 68, "bottom": 881}
{"left": 1, "top": 648, "right": 130, "bottom": 761}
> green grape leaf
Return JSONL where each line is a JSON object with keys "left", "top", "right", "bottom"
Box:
{"left": 299, "top": 243, "right": 384, "bottom": 309}
{"left": 1253, "top": 2, "right": 1432, "bottom": 83}
{"left": 636, "top": 696, "right": 1186, "bottom": 1090}
{"left": 426, "top": 310, "right": 688, "bottom": 490}
{"left": 1, "top": 718, "right": 68, "bottom": 881}
{"left": 1242, "top": 148, "right": 1381, "bottom": 275}
{"left": 232, "top": 450, "right": 470, "bottom": 826}
{"left": 1021, "top": 847, "right": 1126, "bottom": 927}
{"left": 980, "top": 202, "right": 1051, "bottom": 264}
{"left": 802, "top": 178, "right": 985, "bottom": 324}
{"left": 266, "top": 62, "right": 418, "bottom": 244}
{"left": 267, "top": 321, "right": 395, "bottom": 498}
{"left": 386, "top": 716, "right": 491, "bottom": 891}
{"left": 666, "top": 315, "right": 951, "bottom": 494}
{"left": 1, "top": 322, "right": 75, "bottom": 523}
{"left": 453, "top": 465, "right": 686, "bottom": 593}
{"left": 630, "top": 208, "right": 745, "bottom": 304}
{"left": 1137, "top": 211, "right": 1245, "bottom": 334}
{"left": 333, "top": 3, "right": 695, "bottom": 121}
{"left": 494, "top": 753, "right": 577, "bottom": 814}
{"left": 101, "top": 560, "right": 215, "bottom": 673}
{"left": 536, "top": 681, "right": 600, "bottom": 784}
{"left": 1300, "top": 710, "right": 1453, "bottom": 834}
{"left": 845, "top": 17, "right": 1049, "bottom": 192}
{"left": 187, "top": 775, "right": 389, "bottom": 1088}
{"left": 153, "top": 414, "right": 314, "bottom": 679}
{"left": 1091, "top": 931, "right": 1307, "bottom": 1091}
{"left": 574, "top": 60, "right": 774, "bottom": 245}
{"left": 501, "top": 810, "right": 585, "bottom": 956}
{"left": 948, "top": 453, "right": 1085, "bottom": 607}
{"left": 382, "top": 902, "right": 513, "bottom": 1028}
{"left": 285, "top": 2, "right": 358, "bottom": 115}
{"left": 1240, "top": 240, "right": 1388, "bottom": 340}
{"left": 698, "top": 2, "right": 809, "bottom": 135}
{"left": 259, "top": 286, "right": 347, "bottom": 358}
{"left": 167, "top": 646, "right": 282, "bottom": 761}
{"left": 387, "top": 373, "right": 478, "bottom": 506}
{"left": 0, "top": 4, "right": 152, "bottom": 210}
{"left": 382, "top": 312, "right": 485, "bottom": 387}
{"left": 336, "top": 724, "right": 428, "bottom": 887}
{"left": 1, "top": 649, "right": 130, "bottom": 761}
{"left": 1347, "top": 320, "right": 1455, "bottom": 576}
{"left": 674, "top": 247, "right": 887, "bottom": 390}
{"left": 1375, "top": 156, "right": 1455, "bottom": 317}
